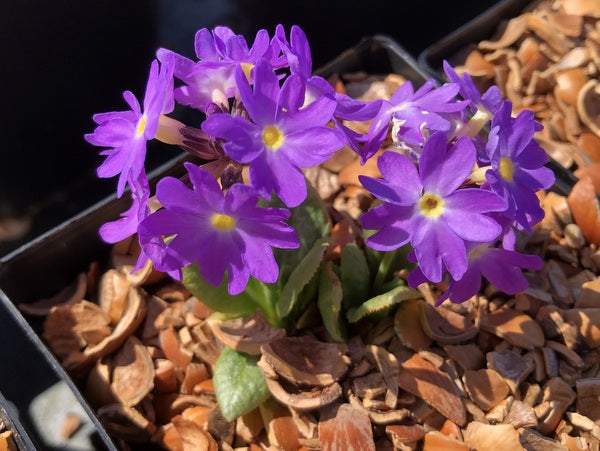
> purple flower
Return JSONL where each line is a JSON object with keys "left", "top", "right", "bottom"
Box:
{"left": 85, "top": 58, "right": 174, "bottom": 197}
{"left": 201, "top": 59, "right": 346, "bottom": 207}
{"left": 99, "top": 173, "right": 150, "bottom": 243}
{"left": 408, "top": 243, "right": 542, "bottom": 304}
{"left": 158, "top": 26, "right": 282, "bottom": 111}
{"left": 484, "top": 101, "right": 555, "bottom": 231}
{"left": 443, "top": 60, "right": 502, "bottom": 115}
{"left": 360, "top": 132, "right": 506, "bottom": 282}
{"left": 137, "top": 163, "right": 300, "bottom": 295}
{"left": 275, "top": 24, "right": 382, "bottom": 155}
{"left": 360, "top": 79, "right": 468, "bottom": 163}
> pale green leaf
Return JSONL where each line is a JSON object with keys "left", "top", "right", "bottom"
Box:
{"left": 213, "top": 348, "right": 271, "bottom": 421}
{"left": 182, "top": 264, "right": 258, "bottom": 317}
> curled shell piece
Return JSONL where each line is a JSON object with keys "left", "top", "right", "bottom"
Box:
{"left": 111, "top": 336, "right": 155, "bottom": 406}
{"left": 260, "top": 336, "right": 348, "bottom": 386}
{"left": 577, "top": 80, "right": 600, "bottom": 137}
{"left": 209, "top": 310, "right": 285, "bottom": 355}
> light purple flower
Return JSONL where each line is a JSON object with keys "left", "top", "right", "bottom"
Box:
{"left": 137, "top": 163, "right": 299, "bottom": 295}
{"left": 408, "top": 243, "right": 543, "bottom": 304}
{"left": 484, "top": 101, "right": 555, "bottom": 231}
{"left": 202, "top": 59, "right": 346, "bottom": 207}
{"left": 99, "top": 173, "right": 150, "bottom": 243}
{"left": 85, "top": 58, "right": 174, "bottom": 197}
{"left": 360, "top": 79, "right": 468, "bottom": 162}
{"left": 443, "top": 60, "right": 502, "bottom": 115}
{"left": 158, "top": 26, "right": 282, "bottom": 111}
{"left": 360, "top": 132, "right": 506, "bottom": 282}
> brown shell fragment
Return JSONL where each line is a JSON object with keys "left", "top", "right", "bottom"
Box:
{"left": 44, "top": 300, "right": 112, "bottom": 360}
{"left": 99, "top": 269, "right": 132, "bottom": 325}
{"left": 159, "top": 326, "right": 193, "bottom": 370}
{"left": 385, "top": 424, "right": 426, "bottom": 446}
{"left": 479, "top": 15, "right": 528, "bottom": 50}
{"left": 463, "top": 369, "right": 510, "bottom": 411}
{"left": 479, "top": 309, "right": 545, "bottom": 349}
{"left": 576, "top": 378, "right": 600, "bottom": 422}
{"left": 261, "top": 375, "right": 343, "bottom": 411}
{"left": 319, "top": 403, "right": 375, "bottom": 451}
{"left": 578, "top": 79, "right": 600, "bottom": 136}
{"left": 209, "top": 310, "right": 286, "bottom": 355}
{"left": 364, "top": 345, "right": 399, "bottom": 409}
{"left": 562, "top": 0, "right": 600, "bottom": 17}
{"left": 444, "top": 344, "right": 485, "bottom": 372}
{"left": 173, "top": 417, "right": 218, "bottom": 451}
{"left": 397, "top": 354, "right": 466, "bottom": 426}
{"left": 419, "top": 302, "right": 478, "bottom": 344}
{"left": 260, "top": 337, "right": 348, "bottom": 386}
{"left": 19, "top": 272, "right": 87, "bottom": 316}
{"left": 465, "top": 422, "right": 524, "bottom": 450}
{"left": 564, "top": 308, "right": 600, "bottom": 348}
{"left": 394, "top": 299, "right": 433, "bottom": 350}
{"left": 64, "top": 285, "right": 148, "bottom": 373}
{"left": 111, "top": 336, "right": 155, "bottom": 406}
{"left": 423, "top": 430, "right": 470, "bottom": 450}
{"left": 504, "top": 400, "right": 538, "bottom": 429}
{"left": 267, "top": 414, "right": 302, "bottom": 451}
{"left": 85, "top": 358, "right": 118, "bottom": 408}
{"left": 568, "top": 177, "right": 600, "bottom": 245}
{"left": 486, "top": 349, "right": 535, "bottom": 393}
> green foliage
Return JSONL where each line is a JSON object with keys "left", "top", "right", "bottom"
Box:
{"left": 271, "top": 181, "right": 330, "bottom": 280}
{"left": 182, "top": 264, "right": 258, "bottom": 317}
{"left": 340, "top": 243, "right": 370, "bottom": 308}
{"left": 277, "top": 237, "right": 330, "bottom": 319}
{"left": 318, "top": 262, "right": 346, "bottom": 342}
{"left": 213, "top": 348, "right": 271, "bottom": 421}
{"left": 346, "top": 285, "right": 422, "bottom": 323}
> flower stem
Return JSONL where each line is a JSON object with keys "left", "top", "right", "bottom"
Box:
{"left": 373, "top": 249, "right": 397, "bottom": 294}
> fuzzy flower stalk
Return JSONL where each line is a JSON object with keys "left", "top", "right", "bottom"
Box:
{"left": 86, "top": 23, "right": 553, "bottom": 305}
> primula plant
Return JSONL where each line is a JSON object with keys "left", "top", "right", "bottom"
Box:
{"left": 86, "top": 24, "right": 554, "bottom": 421}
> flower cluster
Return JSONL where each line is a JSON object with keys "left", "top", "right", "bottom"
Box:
{"left": 86, "top": 24, "right": 554, "bottom": 305}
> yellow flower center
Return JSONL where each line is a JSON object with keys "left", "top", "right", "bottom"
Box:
{"left": 210, "top": 213, "right": 236, "bottom": 231}
{"left": 136, "top": 114, "right": 147, "bottom": 138}
{"left": 418, "top": 193, "right": 445, "bottom": 218}
{"left": 262, "top": 125, "right": 285, "bottom": 150}
{"left": 241, "top": 62, "right": 254, "bottom": 81}
{"left": 499, "top": 157, "right": 515, "bottom": 182}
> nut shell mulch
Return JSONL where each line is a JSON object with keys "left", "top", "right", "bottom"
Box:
{"left": 21, "top": 72, "right": 600, "bottom": 450}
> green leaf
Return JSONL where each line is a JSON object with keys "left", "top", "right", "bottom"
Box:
{"left": 346, "top": 285, "right": 422, "bottom": 323}
{"left": 340, "top": 244, "right": 370, "bottom": 309}
{"left": 182, "top": 264, "right": 258, "bottom": 317}
{"left": 318, "top": 262, "right": 346, "bottom": 342}
{"left": 277, "top": 237, "right": 330, "bottom": 319}
{"left": 273, "top": 181, "right": 330, "bottom": 278}
{"left": 213, "top": 348, "right": 271, "bottom": 421}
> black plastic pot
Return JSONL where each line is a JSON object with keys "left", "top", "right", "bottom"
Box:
{"left": 0, "top": 36, "right": 430, "bottom": 449}
{"left": 417, "top": 0, "right": 579, "bottom": 197}
{"left": 0, "top": 390, "right": 35, "bottom": 450}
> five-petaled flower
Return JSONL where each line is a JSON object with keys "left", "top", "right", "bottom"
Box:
{"left": 484, "top": 101, "right": 555, "bottom": 231}
{"left": 85, "top": 57, "right": 176, "bottom": 197}
{"left": 202, "top": 59, "right": 346, "bottom": 207}
{"left": 137, "top": 163, "right": 300, "bottom": 295}
{"left": 360, "top": 132, "right": 507, "bottom": 283}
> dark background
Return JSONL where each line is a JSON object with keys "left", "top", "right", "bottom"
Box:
{"left": 0, "top": 0, "right": 500, "bottom": 255}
